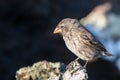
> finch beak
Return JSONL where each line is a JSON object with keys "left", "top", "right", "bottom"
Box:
{"left": 53, "top": 28, "right": 62, "bottom": 34}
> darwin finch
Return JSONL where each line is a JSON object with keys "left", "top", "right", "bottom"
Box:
{"left": 53, "top": 18, "right": 112, "bottom": 67}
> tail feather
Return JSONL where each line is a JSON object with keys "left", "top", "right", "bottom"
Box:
{"left": 104, "top": 52, "right": 113, "bottom": 56}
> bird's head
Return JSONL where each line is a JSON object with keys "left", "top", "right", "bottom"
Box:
{"left": 53, "top": 18, "right": 79, "bottom": 35}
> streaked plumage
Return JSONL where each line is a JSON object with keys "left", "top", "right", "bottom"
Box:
{"left": 53, "top": 18, "right": 112, "bottom": 62}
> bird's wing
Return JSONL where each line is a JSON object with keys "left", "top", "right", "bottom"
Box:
{"left": 78, "top": 26, "right": 106, "bottom": 51}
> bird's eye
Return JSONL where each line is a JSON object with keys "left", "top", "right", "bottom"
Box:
{"left": 59, "top": 24, "right": 64, "bottom": 28}
{"left": 60, "top": 26, "right": 64, "bottom": 28}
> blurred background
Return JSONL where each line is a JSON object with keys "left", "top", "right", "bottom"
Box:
{"left": 0, "top": 0, "right": 120, "bottom": 80}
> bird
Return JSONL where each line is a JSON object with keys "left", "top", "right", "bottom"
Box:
{"left": 53, "top": 18, "right": 112, "bottom": 67}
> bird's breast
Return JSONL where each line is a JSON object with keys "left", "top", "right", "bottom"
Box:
{"left": 63, "top": 34, "right": 82, "bottom": 56}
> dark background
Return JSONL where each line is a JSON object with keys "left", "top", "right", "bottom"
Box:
{"left": 0, "top": 0, "right": 120, "bottom": 80}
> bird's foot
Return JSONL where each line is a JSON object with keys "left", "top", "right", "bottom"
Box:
{"left": 66, "top": 58, "right": 86, "bottom": 74}
{"left": 83, "top": 61, "right": 88, "bottom": 68}
{"left": 66, "top": 58, "right": 79, "bottom": 69}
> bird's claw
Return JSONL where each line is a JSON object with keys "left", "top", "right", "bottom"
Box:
{"left": 66, "top": 58, "right": 79, "bottom": 69}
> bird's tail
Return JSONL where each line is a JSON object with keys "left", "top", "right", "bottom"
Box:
{"left": 104, "top": 52, "right": 113, "bottom": 56}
